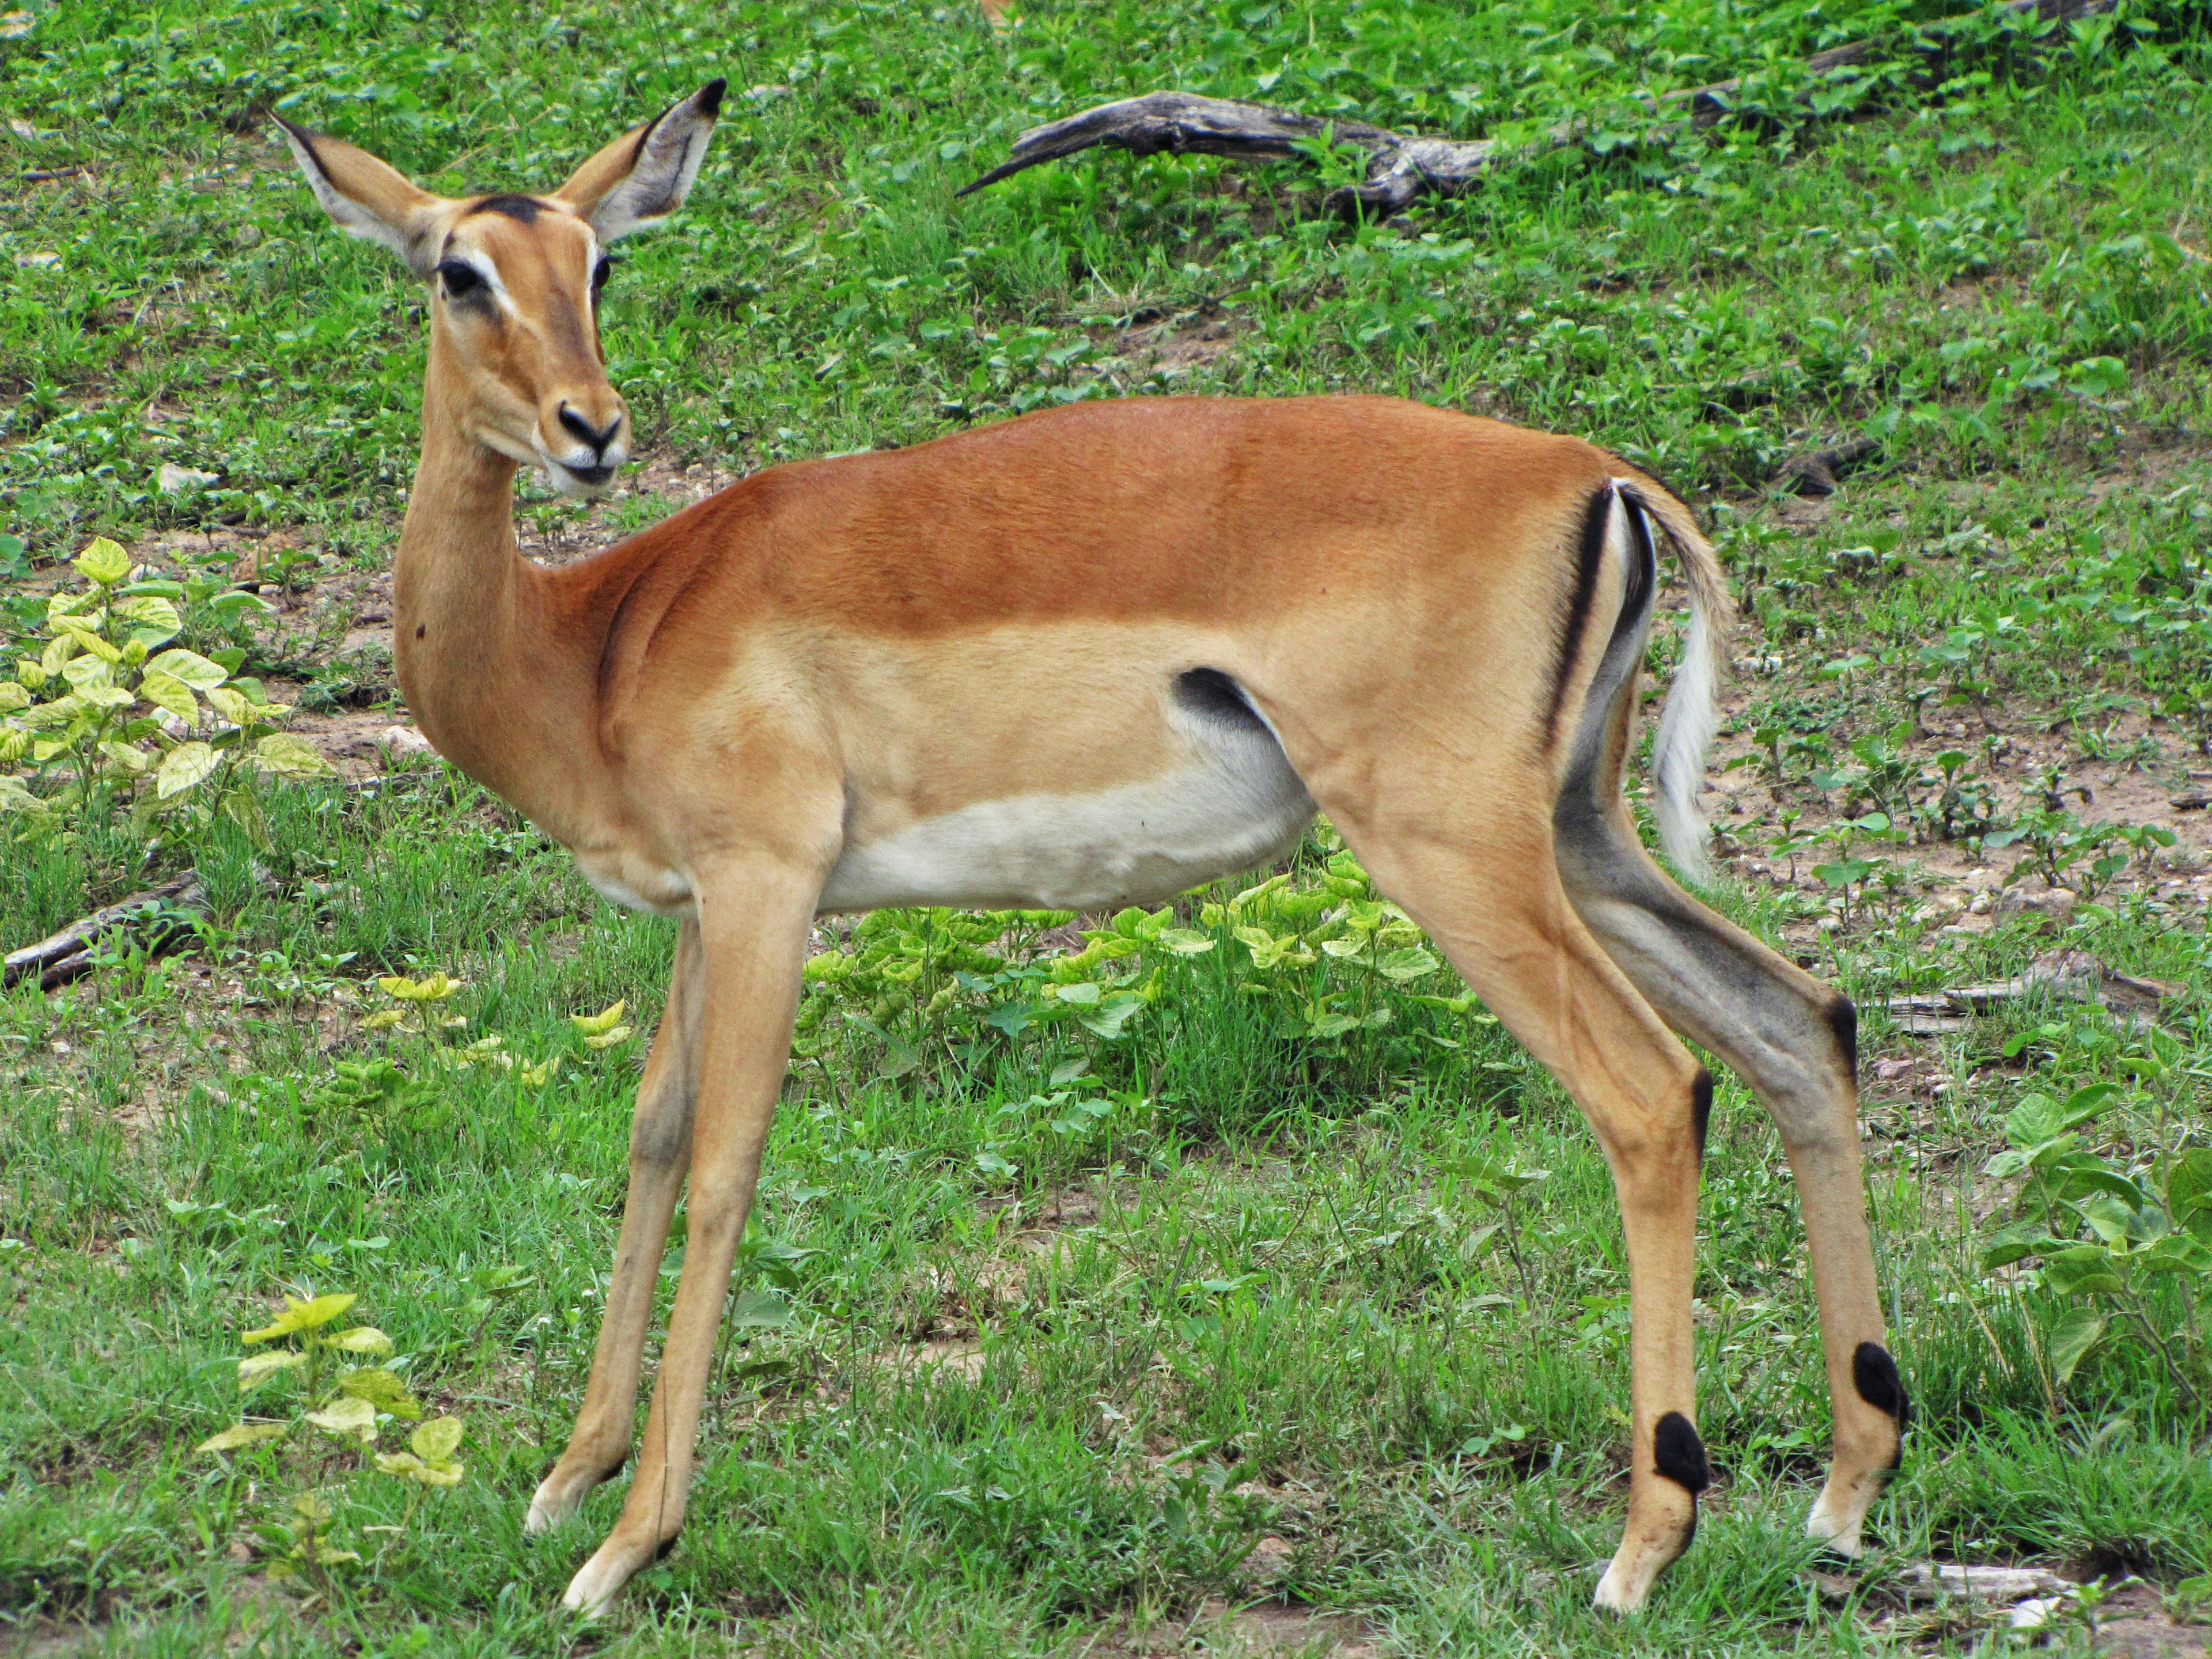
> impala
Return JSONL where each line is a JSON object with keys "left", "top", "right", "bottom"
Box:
{"left": 275, "top": 81, "right": 1908, "bottom": 1617}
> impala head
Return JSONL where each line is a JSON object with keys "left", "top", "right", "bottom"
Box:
{"left": 275, "top": 81, "right": 725, "bottom": 499}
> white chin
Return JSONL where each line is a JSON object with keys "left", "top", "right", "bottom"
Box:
{"left": 544, "top": 465, "right": 615, "bottom": 501}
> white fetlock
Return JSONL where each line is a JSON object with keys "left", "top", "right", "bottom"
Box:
{"left": 525, "top": 1471, "right": 584, "bottom": 1537}
{"left": 561, "top": 1549, "right": 630, "bottom": 1618}
{"left": 1593, "top": 1557, "right": 1650, "bottom": 1613}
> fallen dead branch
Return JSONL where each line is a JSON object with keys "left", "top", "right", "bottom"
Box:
{"left": 960, "top": 0, "right": 2118, "bottom": 216}
{"left": 1885, "top": 948, "right": 2179, "bottom": 1035}
{"left": 3, "top": 873, "right": 206, "bottom": 993}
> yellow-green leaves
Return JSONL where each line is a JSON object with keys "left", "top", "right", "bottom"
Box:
{"left": 253, "top": 732, "right": 329, "bottom": 777}
{"left": 240, "top": 1349, "right": 307, "bottom": 1392}
{"left": 305, "top": 1393, "right": 379, "bottom": 1444}
{"left": 572, "top": 999, "right": 632, "bottom": 1048}
{"left": 73, "top": 537, "right": 131, "bottom": 585}
{"left": 1, "top": 538, "right": 336, "bottom": 846}
{"left": 197, "top": 1421, "right": 290, "bottom": 1453}
{"left": 243, "top": 1291, "right": 358, "bottom": 1344}
{"left": 331, "top": 1325, "right": 395, "bottom": 1356}
{"left": 142, "top": 647, "right": 226, "bottom": 691}
{"left": 380, "top": 972, "right": 462, "bottom": 1003}
{"left": 338, "top": 1366, "right": 422, "bottom": 1420}
{"left": 374, "top": 1417, "right": 466, "bottom": 1487}
{"left": 156, "top": 740, "right": 218, "bottom": 798}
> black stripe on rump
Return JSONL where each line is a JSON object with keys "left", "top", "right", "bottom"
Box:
{"left": 1543, "top": 484, "right": 1615, "bottom": 750}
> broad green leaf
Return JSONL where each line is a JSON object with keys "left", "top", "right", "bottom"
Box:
{"left": 238, "top": 1350, "right": 306, "bottom": 1392}
{"left": 156, "top": 741, "right": 218, "bottom": 799}
{"left": 338, "top": 1366, "right": 423, "bottom": 1420}
{"left": 73, "top": 537, "right": 131, "bottom": 585}
{"left": 332, "top": 1325, "right": 395, "bottom": 1357}
{"left": 137, "top": 670, "right": 198, "bottom": 723}
{"left": 2081, "top": 1192, "right": 2140, "bottom": 1245}
{"left": 410, "top": 1417, "right": 463, "bottom": 1461}
{"left": 253, "top": 732, "right": 332, "bottom": 777}
{"left": 2040, "top": 1245, "right": 2125, "bottom": 1298}
{"left": 198, "top": 1421, "right": 290, "bottom": 1453}
{"left": 729, "top": 1287, "right": 791, "bottom": 1330}
{"left": 2056, "top": 1083, "right": 2121, "bottom": 1131}
{"left": 142, "top": 648, "right": 228, "bottom": 691}
{"left": 39, "top": 635, "right": 75, "bottom": 677}
{"left": 1078, "top": 994, "right": 1144, "bottom": 1040}
{"left": 1054, "top": 981, "right": 1103, "bottom": 1006}
{"left": 2168, "top": 1149, "right": 2212, "bottom": 1219}
{"left": 1320, "top": 937, "right": 1367, "bottom": 959}
{"left": 77, "top": 685, "right": 133, "bottom": 710}
{"left": 2047, "top": 1306, "right": 2107, "bottom": 1388}
{"left": 2139, "top": 1233, "right": 2212, "bottom": 1276}
{"left": 242, "top": 1291, "right": 358, "bottom": 1343}
{"left": 305, "top": 1393, "right": 378, "bottom": 1443}
{"left": 0, "top": 681, "right": 28, "bottom": 713}
{"left": 571, "top": 999, "right": 627, "bottom": 1035}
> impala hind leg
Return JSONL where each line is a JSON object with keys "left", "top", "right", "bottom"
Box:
{"left": 562, "top": 862, "right": 818, "bottom": 1617}
{"left": 528, "top": 918, "right": 708, "bottom": 1536}
{"left": 1554, "top": 792, "right": 1906, "bottom": 1555}
{"left": 1334, "top": 821, "right": 1714, "bottom": 1611}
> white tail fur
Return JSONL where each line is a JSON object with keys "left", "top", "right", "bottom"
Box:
{"left": 1622, "top": 484, "right": 1729, "bottom": 884}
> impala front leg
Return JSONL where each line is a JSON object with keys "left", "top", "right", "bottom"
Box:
{"left": 562, "top": 861, "right": 819, "bottom": 1618}
{"left": 528, "top": 919, "right": 706, "bottom": 1535}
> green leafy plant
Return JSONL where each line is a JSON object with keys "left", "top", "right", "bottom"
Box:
{"left": 0, "top": 537, "right": 331, "bottom": 846}
{"left": 198, "top": 1287, "right": 468, "bottom": 1580}
{"left": 1980, "top": 1088, "right": 2212, "bottom": 1403}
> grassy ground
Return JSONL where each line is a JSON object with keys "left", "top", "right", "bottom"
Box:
{"left": 4, "top": 0, "right": 2212, "bottom": 1654}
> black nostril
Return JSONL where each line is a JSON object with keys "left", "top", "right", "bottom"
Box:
{"left": 557, "top": 404, "right": 622, "bottom": 454}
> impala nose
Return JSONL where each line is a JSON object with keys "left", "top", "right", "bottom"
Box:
{"left": 558, "top": 403, "right": 623, "bottom": 457}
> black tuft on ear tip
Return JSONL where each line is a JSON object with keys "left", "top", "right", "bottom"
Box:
{"left": 696, "top": 78, "right": 728, "bottom": 118}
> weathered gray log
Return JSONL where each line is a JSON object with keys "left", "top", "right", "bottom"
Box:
{"left": 3, "top": 873, "right": 206, "bottom": 992}
{"left": 959, "top": 0, "right": 2118, "bottom": 217}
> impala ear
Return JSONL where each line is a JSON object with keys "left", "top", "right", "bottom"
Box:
{"left": 273, "top": 116, "right": 447, "bottom": 279}
{"left": 554, "top": 79, "right": 725, "bottom": 242}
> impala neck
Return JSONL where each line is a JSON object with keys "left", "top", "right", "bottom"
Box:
{"left": 393, "top": 347, "right": 594, "bottom": 835}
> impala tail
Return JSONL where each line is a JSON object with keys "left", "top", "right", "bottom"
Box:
{"left": 1622, "top": 480, "right": 1729, "bottom": 883}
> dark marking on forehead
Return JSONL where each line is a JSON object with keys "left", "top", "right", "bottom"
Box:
{"left": 467, "top": 194, "right": 546, "bottom": 223}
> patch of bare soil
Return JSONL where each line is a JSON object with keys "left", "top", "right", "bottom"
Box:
{"left": 1117, "top": 312, "right": 1237, "bottom": 380}
{"left": 1704, "top": 687, "right": 2212, "bottom": 932}
{"left": 1083, "top": 1599, "right": 1377, "bottom": 1658}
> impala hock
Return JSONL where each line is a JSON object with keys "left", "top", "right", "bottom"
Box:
{"left": 278, "top": 82, "right": 1908, "bottom": 1617}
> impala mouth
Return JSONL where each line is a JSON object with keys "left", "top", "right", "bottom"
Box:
{"left": 549, "top": 457, "right": 618, "bottom": 497}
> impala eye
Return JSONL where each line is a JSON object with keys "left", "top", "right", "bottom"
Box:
{"left": 437, "top": 259, "right": 484, "bottom": 298}
{"left": 592, "top": 253, "right": 616, "bottom": 294}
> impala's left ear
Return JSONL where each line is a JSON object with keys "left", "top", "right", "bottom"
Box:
{"left": 554, "top": 79, "right": 725, "bottom": 242}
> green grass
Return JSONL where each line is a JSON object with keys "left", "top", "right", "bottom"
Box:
{"left": 4, "top": 0, "right": 2212, "bottom": 1653}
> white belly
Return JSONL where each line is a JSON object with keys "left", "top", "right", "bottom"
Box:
{"left": 819, "top": 706, "right": 1315, "bottom": 912}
